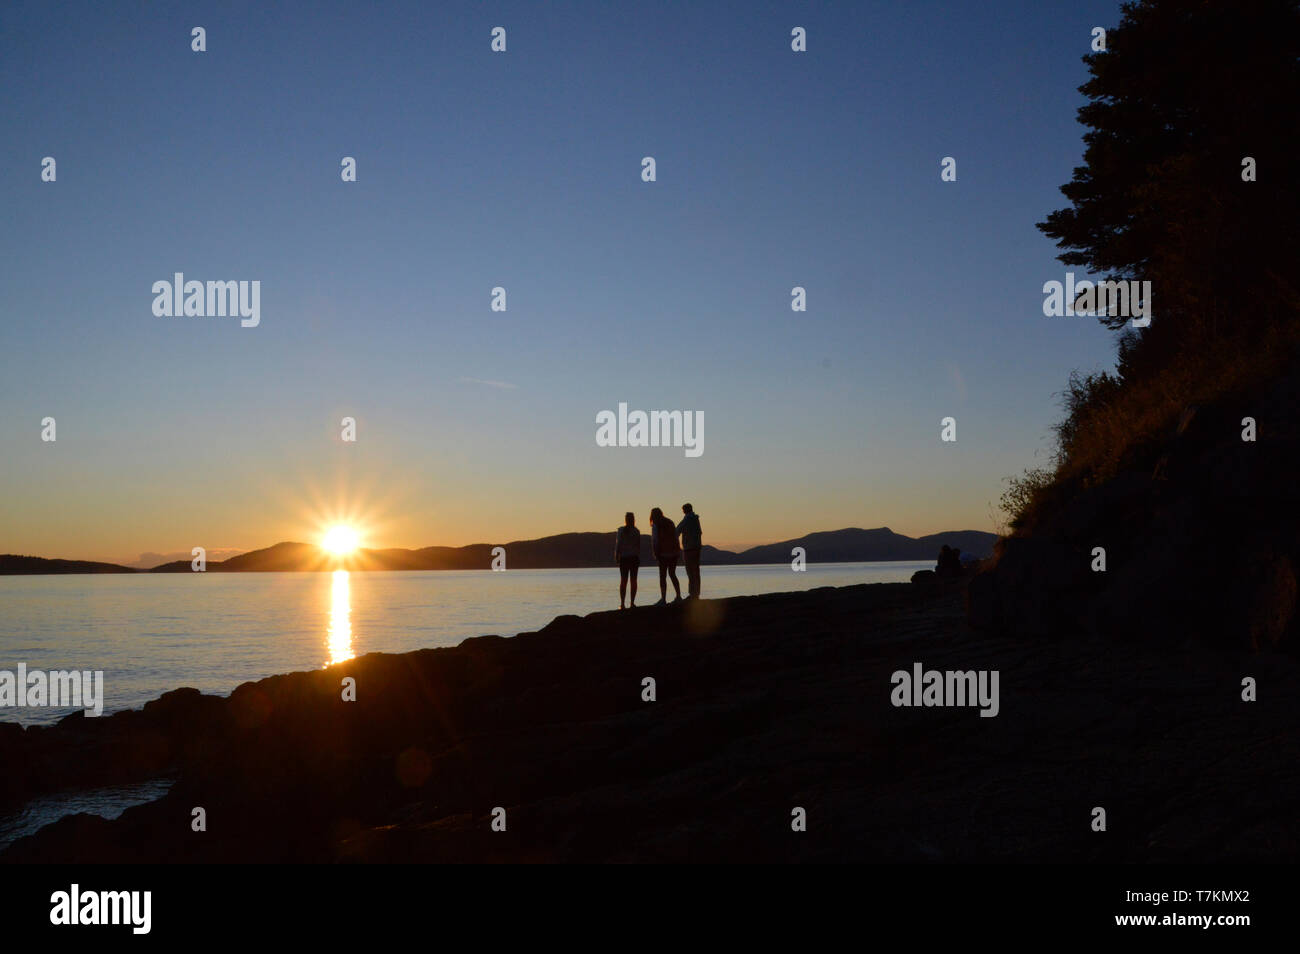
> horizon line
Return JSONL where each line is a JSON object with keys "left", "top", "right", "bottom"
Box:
{"left": 9, "top": 525, "right": 1000, "bottom": 570}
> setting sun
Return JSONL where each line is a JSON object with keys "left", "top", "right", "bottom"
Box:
{"left": 322, "top": 525, "right": 360, "bottom": 555}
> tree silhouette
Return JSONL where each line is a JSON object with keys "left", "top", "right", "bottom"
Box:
{"left": 1038, "top": 0, "right": 1300, "bottom": 378}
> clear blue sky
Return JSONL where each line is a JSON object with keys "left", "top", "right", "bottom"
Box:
{"left": 1, "top": 0, "right": 1124, "bottom": 562}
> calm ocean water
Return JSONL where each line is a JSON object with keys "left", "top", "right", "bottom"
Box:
{"left": 0, "top": 561, "right": 928, "bottom": 845}
{"left": 0, "top": 562, "right": 928, "bottom": 727}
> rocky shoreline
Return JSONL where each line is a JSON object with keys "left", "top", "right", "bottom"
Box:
{"left": 3, "top": 581, "right": 1298, "bottom": 863}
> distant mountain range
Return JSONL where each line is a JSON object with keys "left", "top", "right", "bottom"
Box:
{"left": 1, "top": 528, "right": 996, "bottom": 575}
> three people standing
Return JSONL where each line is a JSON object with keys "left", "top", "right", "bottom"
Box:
{"left": 617, "top": 504, "right": 702, "bottom": 608}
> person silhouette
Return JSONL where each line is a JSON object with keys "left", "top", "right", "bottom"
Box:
{"left": 677, "top": 503, "right": 702, "bottom": 599}
{"left": 649, "top": 507, "right": 682, "bottom": 604}
{"left": 936, "top": 545, "right": 962, "bottom": 578}
{"left": 615, "top": 512, "right": 641, "bottom": 609}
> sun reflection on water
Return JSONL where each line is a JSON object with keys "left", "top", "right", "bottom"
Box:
{"left": 326, "top": 569, "right": 354, "bottom": 665}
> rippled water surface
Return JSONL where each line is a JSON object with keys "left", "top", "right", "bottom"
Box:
{"left": 0, "top": 562, "right": 929, "bottom": 726}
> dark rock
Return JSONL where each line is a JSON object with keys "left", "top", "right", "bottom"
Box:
{"left": 4, "top": 583, "right": 1299, "bottom": 863}
{"left": 969, "top": 354, "right": 1300, "bottom": 652}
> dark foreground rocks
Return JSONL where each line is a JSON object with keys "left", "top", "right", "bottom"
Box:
{"left": 0, "top": 686, "right": 227, "bottom": 813}
{"left": 968, "top": 352, "right": 1300, "bottom": 652}
{"left": 3, "top": 582, "right": 1300, "bottom": 863}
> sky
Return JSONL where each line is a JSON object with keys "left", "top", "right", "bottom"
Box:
{"left": 1, "top": 0, "right": 1126, "bottom": 563}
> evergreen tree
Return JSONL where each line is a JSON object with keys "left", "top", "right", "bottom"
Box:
{"left": 1038, "top": 0, "right": 1300, "bottom": 377}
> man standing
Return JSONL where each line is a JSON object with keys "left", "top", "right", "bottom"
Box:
{"left": 677, "top": 503, "right": 702, "bottom": 599}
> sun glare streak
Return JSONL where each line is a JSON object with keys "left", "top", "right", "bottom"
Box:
{"left": 326, "top": 569, "right": 354, "bottom": 665}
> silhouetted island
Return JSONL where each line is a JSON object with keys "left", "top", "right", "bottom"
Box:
{"left": 0, "top": 556, "right": 138, "bottom": 575}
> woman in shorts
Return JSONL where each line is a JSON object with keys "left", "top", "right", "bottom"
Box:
{"left": 615, "top": 511, "right": 641, "bottom": 609}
